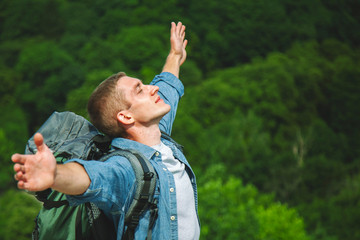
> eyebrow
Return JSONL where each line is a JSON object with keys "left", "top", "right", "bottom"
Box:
{"left": 132, "top": 79, "right": 143, "bottom": 93}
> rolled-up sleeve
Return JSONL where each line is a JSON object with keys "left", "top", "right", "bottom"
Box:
{"left": 65, "top": 156, "right": 136, "bottom": 215}
{"left": 151, "top": 72, "right": 184, "bottom": 134}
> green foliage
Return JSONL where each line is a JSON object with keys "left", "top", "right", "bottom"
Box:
{"left": 14, "top": 40, "right": 85, "bottom": 130}
{"left": 59, "top": 1, "right": 97, "bottom": 37}
{"left": 77, "top": 38, "right": 127, "bottom": 73}
{"left": 178, "top": 60, "right": 203, "bottom": 86}
{"left": 173, "top": 39, "right": 360, "bottom": 239}
{"left": 297, "top": 174, "right": 360, "bottom": 240}
{"left": 185, "top": 0, "right": 332, "bottom": 70}
{"left": 0, "top": 65, "right": 22, "bottom": 104}
{"left": 0, "top": 190, "right": 41, "bottom": 240}
{"left": 0, "top": 104, "right": 28, "bottom": 191}
{"left": 0, "top": 129, "right": 16, "bottom": 191}
{"left": 319, "top": 0, "right": 360, "bottom": 46}
{"left": 66, "top": 70, "right": 115, "bottom": 118}
{"left": 175, "top": 110, "right": 273, "bottom": 188}
{"left": 0, "top": 1, "right": 359, "bottom": 239}
{"left": 110, "top": 25, "right": 169, "bottom": 72}
{"left": 0, "top": 0, "right": 64, "bottom": 40}
{"left": 198, "top": 175, "right": 310, "bottom": 240}
{"left": 325, "top": 174, "right": 360, "bottom": 239}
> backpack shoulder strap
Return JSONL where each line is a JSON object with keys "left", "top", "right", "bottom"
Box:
{"left": 100, "top": 148, "right": 158, "bottom": 240}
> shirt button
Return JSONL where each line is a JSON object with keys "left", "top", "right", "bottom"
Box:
{"left": 170, "top": 216, "right": 176, "bottom": 221}
{"left": 155, "top": 152, "right": 160, "bottom": 157}
{"left": 170, "top": 188, "right": 174, "bottom": 192}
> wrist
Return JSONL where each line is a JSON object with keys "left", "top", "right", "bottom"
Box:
{"left": 50, "top": 164, "right": 60, "bottom": 189}
{"left": 167, "top": 51, "right": 182, "bottom": 62}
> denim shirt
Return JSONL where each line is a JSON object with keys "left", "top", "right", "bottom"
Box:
{"left": 66, "top": 72, "right": 199, "bottom": 239}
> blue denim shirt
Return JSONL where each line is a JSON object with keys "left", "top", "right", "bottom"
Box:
{"left": 66, "top": 72, "right": 199, "bottom": 239}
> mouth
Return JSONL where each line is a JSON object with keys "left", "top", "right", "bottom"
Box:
{"left": 155, "top": 96, "right": 161, "bottom": 103}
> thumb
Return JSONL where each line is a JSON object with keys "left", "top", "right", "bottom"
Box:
{"left": 183, "top": 39, "right": 188, "bottom": 49}
{"left": 34, "top": 133, "right": 45, "bottom": 152}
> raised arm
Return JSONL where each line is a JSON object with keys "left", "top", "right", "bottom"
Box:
{"left": 162, "top": 21, "right": 188, "bottom": 78}
{"left": 12, "top": 133, "right": 90, "bottom": 195}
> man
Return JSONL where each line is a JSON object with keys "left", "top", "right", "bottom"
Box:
{"left": 12, "top": 22, "right": 200, "bottom": 240}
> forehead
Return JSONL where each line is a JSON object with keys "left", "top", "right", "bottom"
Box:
{"left": 117, "top": 76, "right": 142, "bottom": 91}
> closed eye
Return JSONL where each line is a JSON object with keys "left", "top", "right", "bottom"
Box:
{"left": 138, "top": 86, "right": 143, "bottom": 94}
{"left": 136, "top": 83, "right": 143, "bottom": 94}
{"left": 132, "top": 79, "right": 144, "bottom": 95}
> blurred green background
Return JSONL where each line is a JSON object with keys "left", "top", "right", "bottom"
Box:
{"left": 0, "top": 0, "right": 359, "bottom": 239}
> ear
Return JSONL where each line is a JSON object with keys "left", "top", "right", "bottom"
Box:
{"left": 117, "top": 111, "right": 134, "bottom": 125}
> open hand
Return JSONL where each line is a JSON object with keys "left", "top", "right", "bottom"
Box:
{"left": 12, "top": 133, "right": 56, "bottom": 191}
{"left": 170, "top": 21, "right": 188, "bottom": 66}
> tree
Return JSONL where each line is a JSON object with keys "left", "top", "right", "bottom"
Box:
{"left": 173, "top": 39, "right": 360, "bottom": 239}
{"left": 0, "top": 0, "right": 64, "bottom": 41}
{"left": 0, "top": 104, "right": 28, "bottom": 192}
{"left": 109, "top": 25, "right": 168, "bottom": 72}
{"left": 66, "top": 70, "right": 115, "bottom": 118}
{"left": 15, "top": 41, "right": 84, "bottom": 131}
{"left": 0, "top": 190, "right": 41, "bottom": 240}
{"left": 198, "top": 174, "right": 310, "bottom": 240}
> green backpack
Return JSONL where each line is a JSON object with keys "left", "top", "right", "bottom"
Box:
{"left": 25, "top": 111, "right": 158, "bottom": 240}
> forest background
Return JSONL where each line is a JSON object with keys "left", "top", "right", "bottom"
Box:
{"left": 0, "top": 0, "right": 359, "bottom": 239}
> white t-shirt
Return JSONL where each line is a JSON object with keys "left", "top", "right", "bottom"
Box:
{"left": 152, "top": 142, "right": 200, "bottom": 240}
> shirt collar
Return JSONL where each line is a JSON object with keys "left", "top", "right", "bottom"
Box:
{"left": 111, "top": 137, "right": 158, "bottom": 160}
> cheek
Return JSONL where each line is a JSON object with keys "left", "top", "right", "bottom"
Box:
{"left": 132, "top": 101, "right": 152, "bottom": 116}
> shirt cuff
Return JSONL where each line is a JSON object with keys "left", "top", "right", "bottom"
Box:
{"left": 64, "top": 159, "right": 102, "bottom": 206}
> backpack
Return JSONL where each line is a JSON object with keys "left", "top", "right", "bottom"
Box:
{"left": 25, "top": 111, "right": 158, "bottom": 240}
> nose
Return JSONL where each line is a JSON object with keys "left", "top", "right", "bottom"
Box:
{"left": 149, "top": 85, "right": 159, "bottom": 95}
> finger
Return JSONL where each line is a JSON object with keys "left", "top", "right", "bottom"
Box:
{"left": 18, "top": 180, "right": 26, "bottom": 190}
{"left": 14, "top": 171, "right": 21, "bottom": 181}
{"left": 14, "top": 171, "right": 25, "bottom": 181}
{"left": 34, "top": 133, "right": 45, "bottom": 152}
{"left": 180, "top": 25, "right": 186, "bottom": 38}
{"left": 171, "top": 22, "right": 176, "bottom": 36}
{"left": 19, "top": 181, "right": 33, "bottom": 191}
{"left": 14, "top": 163, "right": 23, "bottom": 172}
{"left": 176, "top": 22, "right": 183, "bottom": 35}
{"left": 11, "top": 153, "right": 25, "bottom": 164}
{"left": 183, "top": 39, "right": 188, "bottom": 49}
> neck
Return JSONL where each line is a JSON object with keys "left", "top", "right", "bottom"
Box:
{"left": 125, "top": 123, "right": 162, "bottom": 146}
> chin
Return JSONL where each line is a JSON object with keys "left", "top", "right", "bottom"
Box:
{"left": 157, "top": 107, "right": 171, "bottom": 120}
{"left": 164, "top": 105, "right": 171, "bottom": 115}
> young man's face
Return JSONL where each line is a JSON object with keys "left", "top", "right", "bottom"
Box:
{"left": 117, "top": 76, "right": 171, "bottom": 124}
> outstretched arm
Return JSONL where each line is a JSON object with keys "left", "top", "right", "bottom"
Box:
{"left": 162, "top": 21, "right": 188, "bottom": 78}
{"left": 12, "top": 133, "right": 90, "bottom": 195}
